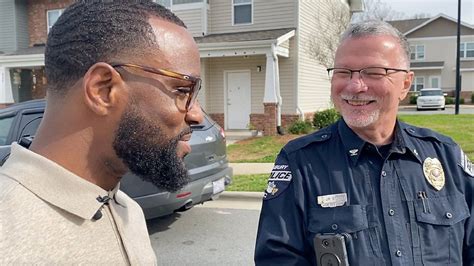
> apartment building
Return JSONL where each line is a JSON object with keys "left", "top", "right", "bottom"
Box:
{"left": 0, "top": 0, "right": 362, "bottom": 135}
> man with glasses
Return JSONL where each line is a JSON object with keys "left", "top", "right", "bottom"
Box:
{"left": 1, "top": 1, "right": 202, "bottom": 264}
{"left": 255, "top": 20, "right": 473, "bottom": 265}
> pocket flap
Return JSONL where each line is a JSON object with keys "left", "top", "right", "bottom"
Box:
{"left": 414, "top": 194, "right": 470, "bottom": 226}
{"left": 308, "top": 204, "right": 368, "bottom": 233}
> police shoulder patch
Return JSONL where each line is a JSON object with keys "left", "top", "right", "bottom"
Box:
{"left": 459, "top": 149, "right": 474, "bottom": 177}
{"left": 263, "top": 164, "right": 293, "bottom": 200}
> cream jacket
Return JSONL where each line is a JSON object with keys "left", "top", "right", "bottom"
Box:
{"left": 0, "top": 143, "right": 157, "bottom": 265}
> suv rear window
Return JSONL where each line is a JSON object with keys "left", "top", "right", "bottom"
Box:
{"left": 0, "top": 116, "right": 15, "bottom": 145}
{"left": 420, "top": 90, "right": 443, "bottom": 96}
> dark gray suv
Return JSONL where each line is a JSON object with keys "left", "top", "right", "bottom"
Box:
{"left": 0, "top": 99, "right": 232, "bottom": 219}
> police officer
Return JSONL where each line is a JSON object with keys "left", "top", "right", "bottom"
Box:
{"left": 255, "top": 20, "right": 474, "bottom": 265}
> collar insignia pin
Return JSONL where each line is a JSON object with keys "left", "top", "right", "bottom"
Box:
{"left": 423, "top": 157, "right": 445, "bottom": 191}
{"left": 413, "top": 149, "right": 418, "bottom": 156}
{"left": 349, "top": 149, "right": 358, "bottom": 156}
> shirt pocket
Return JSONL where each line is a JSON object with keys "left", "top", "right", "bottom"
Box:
{"left": 413, "top": 193, "right": 470, "bottom": 265}
{"left": 308, "top": 204, "right": 383, "bottom": 264}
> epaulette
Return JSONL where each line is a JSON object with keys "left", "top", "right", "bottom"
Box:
{"left": 284, "top": 124, "right": 335, "bottom": 154}
{"left": 403, "top": 125, "right": 455, "bottom": 145}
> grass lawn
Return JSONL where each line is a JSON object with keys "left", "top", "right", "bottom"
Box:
{"left": 227, "top": 134, "right": 299, "bottom": 163}
{"left": 398, "top": 114, "right": 474, "bottom": 160}
{"left": 226, "top": 174, "right": 269, "bottom": 192}
{"left": 227, "top": 114, "right": 474, "bottom": 192}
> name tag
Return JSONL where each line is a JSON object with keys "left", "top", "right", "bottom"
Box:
{"left": 317, "top": 193, "right": 347, "bottom": 208}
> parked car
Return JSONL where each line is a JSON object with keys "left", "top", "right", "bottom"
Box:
{"left": 416, "top": 88, "right": 446, "bottom": 110}
{"left": 0, "top": 99, "right": 232, "bottom": 219}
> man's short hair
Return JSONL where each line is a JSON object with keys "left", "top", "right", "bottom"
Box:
{"left": 45, "top": 0, "right": 186, "bottom": 95}
{"left": 340, "top": 20, "right": 410, "bottom": 69}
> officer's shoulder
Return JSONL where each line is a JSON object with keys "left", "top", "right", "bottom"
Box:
{"left": 401, "top": 121, "right": 455, "bottom": 145}
{"left": 283, "top": 123, "right": 336, "bottom": 154}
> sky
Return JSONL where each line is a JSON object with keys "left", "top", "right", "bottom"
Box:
{"left": 379, "top": 0, "right": 474, "bottom": 24}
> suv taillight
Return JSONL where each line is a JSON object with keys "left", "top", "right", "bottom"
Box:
{"left": 219, "top": 128, "right": 226, "bottom": 139}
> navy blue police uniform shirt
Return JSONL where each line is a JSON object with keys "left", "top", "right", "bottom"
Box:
{"left": 255, "top": 119, "right": 474, "bottom": 265}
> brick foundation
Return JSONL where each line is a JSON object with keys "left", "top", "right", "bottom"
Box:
{"left": 263, "top": 103, "right": 277, "bottom": 136}
{"left": 208, "top": 113, "right": 224, "bottom": 129}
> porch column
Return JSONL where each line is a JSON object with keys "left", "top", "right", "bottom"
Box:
{"left": 0, "top": 67, "right": 14, "bottom": 106}
{"left": 263, "top": 49, "right": 280, "bottom": 136}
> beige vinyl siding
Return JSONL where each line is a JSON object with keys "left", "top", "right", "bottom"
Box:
{"left": 279, "top": 38, "right": 297, "bottom": 114}
{"left": 409, "top": 36, "right": 474, "bottom": 92}
{"left": 209, "top": 0, "right": 297, "bottom": 34}
{"left": 407, "top": 18, "right": 474, "bottom": 38}
{"left": 174, "top": 8, "right": 204, "bottom": 36}
{"left": 0, "top": 0, "right": 16, "bottom": 53}
{"left": 205, "top": 53, "right": 296, "bottom": 114}
{"left": 15, "top": 1, "right": 29, "bottom": 50}
{"left": 296, "top": 0, "right": 349, "bottom": 112}
{"left": 207, "top": 56, "right": 265, "bottom": 114}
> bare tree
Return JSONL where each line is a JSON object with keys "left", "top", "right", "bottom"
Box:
{"left": 307, "top": 0, "right": 350, "bottom": 68}
{"left": 352, "top": 0, "right": 405, "bottom": 22}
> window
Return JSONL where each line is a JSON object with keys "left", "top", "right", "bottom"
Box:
{"left": 411, "top": 76, "right": 424, "bottom": 91}
{"left": 0, "top": 116, "right": 15, "bottom": 145}
{"left": 233, "top": 0, "right": 252, "bottom": 25}
{"left": 410, "top": 45, "right": 425, "bottom": 60}
{"left": 47, "top": 9, "right": 64, "bottom": 33}
{"left": 430, "top": 76, "right": 440, "bottom": 88}
{"left": 460, "top": 42, "right": 474, "bottom": 58}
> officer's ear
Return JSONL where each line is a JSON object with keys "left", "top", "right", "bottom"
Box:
{"left": 399, "top": 71, "right": 414, "bottom": 101}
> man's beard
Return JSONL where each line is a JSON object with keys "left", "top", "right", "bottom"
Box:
{"left": 113, "top": 105, "right": 190, "bottom": 192}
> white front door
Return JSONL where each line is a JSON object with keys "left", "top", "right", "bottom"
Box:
{"left": 226, "top": 71, "right": 251, "bottom": 129}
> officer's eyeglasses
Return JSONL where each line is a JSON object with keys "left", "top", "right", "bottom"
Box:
{"left": 327, "top": 67, "right": 408, "bottom": 82}
{"left": 111, "top": 63, "right": 201, "bottom": 111}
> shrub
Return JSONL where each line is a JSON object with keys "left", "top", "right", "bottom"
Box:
{"left": 313, "top": 108, "right": 341, "bottom": 129}
{"left": 471, "top": 93, "right": 474, "bottom": 103}
{"left": 446, "top": 97, "right": 464, "bottom": 104}
{"left": 287, "top": 119, "right": 313, "bottom": 135}
{"left": 410, "top": 95, "right": 418, "bottom": 104}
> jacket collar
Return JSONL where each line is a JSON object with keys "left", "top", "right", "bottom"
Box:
{"left": 0, "top": 143, "right": 122, "bottom": 220}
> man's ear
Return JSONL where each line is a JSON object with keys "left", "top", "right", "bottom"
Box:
{"left": 82, "top": 62, "right": 124, "bottom": 115}
{"left": 399, "top": 71, "right": 414, "bottom": 101}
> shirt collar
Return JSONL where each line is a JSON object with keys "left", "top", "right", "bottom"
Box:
{"left": 338, "top": 119, "right": 416, "bottom": 165}
{"left": 338, "top": 119, "right": 367, "bottom": 165}
{"left": 0, "top": 143, "right": 121, "bottom": 220}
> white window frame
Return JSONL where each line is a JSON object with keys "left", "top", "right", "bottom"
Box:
{"left": 232, "top": 0, "right": 253, "bottom": 26}
{"left": 429, "top": 76, "right": 441, "bottom": 88}
{"left": 410, "top": 44, "right": 425, "bottom": 61}
{"left": 460, "top": 42, "right": 474, "bottom": 59}
{"left": 411, "top": 76, "right": 425, "bottom": 91}
{"left": 47, "top": 9, "right": 64, "bottom": 33}
{"left": 154, "top": 0, "right": 205, "bottom": 10}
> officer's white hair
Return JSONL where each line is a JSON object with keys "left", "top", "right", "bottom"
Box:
{"left": 340, "top": 20, "right": 410, "bottom": 69}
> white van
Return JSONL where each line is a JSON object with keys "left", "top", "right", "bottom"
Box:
{"left": 416, "top": 88, "right": 446, "bottom": 110}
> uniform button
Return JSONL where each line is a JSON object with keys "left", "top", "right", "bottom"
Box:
{"left": 388, "top": 209, "right": 395, "bottom": 216}
{"left": 331, "top": 224, "right": 338, "bottom": 230}
{"left": 396, "top": 250, "right": 402, "bottom": 257}
{"left": 321, "top": 134, "right": 328, "bottom": 139}
{"left": 446, "top": 212, "right": 453, "bottom": 219}
{"left": 381, "top": 171, "right": 387, "bottom": 177}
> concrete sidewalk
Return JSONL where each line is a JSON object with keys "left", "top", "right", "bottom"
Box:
{"left": 230, "top": 163, "right": 273, "bottom": 175}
